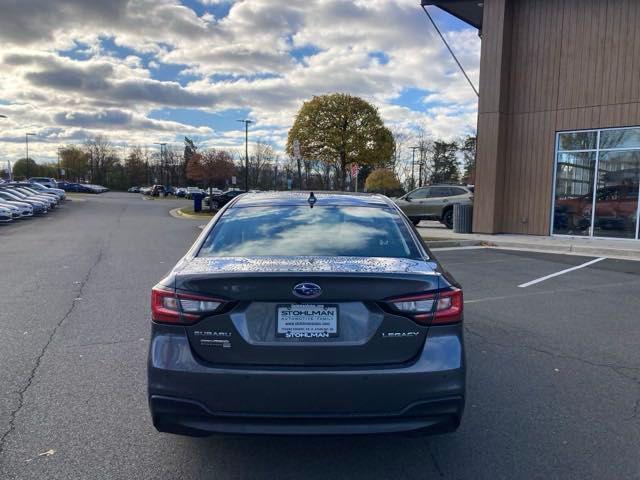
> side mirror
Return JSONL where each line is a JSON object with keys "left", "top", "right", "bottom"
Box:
{"left": 404, "top": 195, "right": 411, "bottom": 202}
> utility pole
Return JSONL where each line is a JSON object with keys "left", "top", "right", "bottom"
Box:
{"left": 418, "top": 146, "right": 424, "bottom": 188}
{"left": 237, "top": 119, "right": 253, "bottom": 191}
{"left": 0, "top": 115, "right": 7, "bottom": 180}
{"left": 25, "top": 133, "right": 36, "bottom": 179}
{"left": 410, "top": 146, "right": 420, "bottom": 191}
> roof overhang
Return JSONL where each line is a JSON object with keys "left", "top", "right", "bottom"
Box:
{"left": 421, "top": 1, "right": 483, "bottom": 30}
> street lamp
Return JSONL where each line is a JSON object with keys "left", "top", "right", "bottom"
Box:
{"left": 237, "top": 119, "right": 253, "bottom": 191}
{"left": 25, "top": 132, "right": 36, "bottom": 179}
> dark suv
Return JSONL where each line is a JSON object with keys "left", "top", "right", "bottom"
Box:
{"left": 394, "top": 185, "right": 474, "bottom": 228}
{"left": 204, "top": 189, "right": 246, "bottom": 210}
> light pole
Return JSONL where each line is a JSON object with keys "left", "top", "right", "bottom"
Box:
{"left": 237, "top": 119, "right": 253, "bottom": 191}
{"left": 0, "top": 115, "right": 8, "bottom": 180}
{"left": 153, "top": 142, "right": 166, "bottom": 185}
{"left": 25, "top": 132, "right": 36, "bottom": 179}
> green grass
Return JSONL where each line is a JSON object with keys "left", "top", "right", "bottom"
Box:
{"left": 178, "top": 206, "right": 216, "bottom": 217}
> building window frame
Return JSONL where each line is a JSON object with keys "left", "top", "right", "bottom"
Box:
{"left": 551, "top": 125, "right": 640, "bottom": 240}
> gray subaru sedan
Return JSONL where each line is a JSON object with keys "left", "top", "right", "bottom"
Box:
{"left": 148, "top": 192, "right": 465, "bottom": 436}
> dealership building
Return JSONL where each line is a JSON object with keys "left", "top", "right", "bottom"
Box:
{"left": 427, "top": 0, "right": 640, "bottom": 241}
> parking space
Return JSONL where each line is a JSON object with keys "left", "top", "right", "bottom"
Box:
{"left": 1, "top": 193, "right": 639, "bottom": 479}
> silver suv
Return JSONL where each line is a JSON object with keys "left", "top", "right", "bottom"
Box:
{"left": 394, "top": 185, "right": 474, "bottom": 228}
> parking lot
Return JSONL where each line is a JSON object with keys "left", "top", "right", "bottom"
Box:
{"left": 0, "top": 192, "right": 639, "bottom": 479}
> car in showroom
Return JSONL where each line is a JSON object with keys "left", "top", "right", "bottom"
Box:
{"left": 393, "top": 185, "right": 474, "bottom": 228}
{"left": 148, "top": 192, "right": 465, "bottom": 436}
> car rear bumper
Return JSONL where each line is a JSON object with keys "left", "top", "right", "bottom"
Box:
{"left": 148, "top": 325, "right": 465, "bottom": 436}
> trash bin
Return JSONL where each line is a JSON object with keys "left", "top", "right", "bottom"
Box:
{"left": 193, "top": 192, "right": 204, "bottom": 212}
{"left": 453, "top": 203, "right": 473, "bottom": 233}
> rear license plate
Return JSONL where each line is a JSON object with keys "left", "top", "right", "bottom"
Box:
{"left": 276, "top": 304, "right": 338, "bottom": 338}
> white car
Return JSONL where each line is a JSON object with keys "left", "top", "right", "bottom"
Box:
{"left": 27, "top": 182, "right": 66, "bottom": 200}
{"left": 0, "top": 205, "right": 13, "bottom": 223}
{"left": 0, "top": 201, "right": 22, "bottom": 219}
{"left": 185, "top": 187, "right": 204, "bottom": 199}
{"left": 28, "top": 177, "right": 58, "bottom": 188}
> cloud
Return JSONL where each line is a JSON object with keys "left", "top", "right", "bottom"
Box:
{"left": 0, "top": 0, "right": 480, "bottom": 163}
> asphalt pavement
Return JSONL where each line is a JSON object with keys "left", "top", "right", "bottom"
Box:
{"left": 0, "top": 192, "right": 639, "bottom": 479}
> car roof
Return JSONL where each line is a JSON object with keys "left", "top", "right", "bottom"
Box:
{"left": 230, "top": 191, "right": 394, "bottom": 208}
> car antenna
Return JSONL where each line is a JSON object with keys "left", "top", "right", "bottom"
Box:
{"left": 307, "top": 191, "right": 317, "bottom": 208}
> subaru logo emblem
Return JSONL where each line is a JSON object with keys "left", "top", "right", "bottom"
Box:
{"left": 293, "top": 282, "right": 322, "bottom": 298}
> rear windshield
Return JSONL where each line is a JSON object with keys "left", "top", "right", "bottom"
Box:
{"left": 198, "top": 205, "right": 422, "bottom": 259}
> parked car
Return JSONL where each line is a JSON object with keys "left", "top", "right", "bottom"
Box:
{"left": 28, "top": 177, "right": 58, "bottom": 188}
{"left": 2, "top": 186, "right": 57, "bottom": 209}
{"left": 23, "top": 182, "right": 66, "bottom": 200}
{"left": 0, "top": 198, "right": 33, "bottom": 217}
{"left": 0, "top": 205, "right": 13, "bottom": 223}
{"left": 174, "top": 187, "right": 187, "bottom": 198}
{"left": 148, "top": 192, "right": 465, "bottom": 436}
{"left": 203, "top": 189, "right": 246, "bottom": 210}
{"left": 128, "top": 186, "right": 141, "bottom": 193}
{"left": 185, "top": 187, "right": 204, "bottom": 199}
{"left": 0, "top": 189, "right": 48, "bottom": 213}
{"left": 394, "top": 185, "right": 474, "bottom": 228}
{"left": 12, "top": 185, "right": 59, "bottom": 205}
{"left": 0, "top": 202, "right": 21, "bottom": 220}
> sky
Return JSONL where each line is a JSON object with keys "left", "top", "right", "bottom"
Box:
{"left": 0, "top": 0, "right": 480, "bottom": 163}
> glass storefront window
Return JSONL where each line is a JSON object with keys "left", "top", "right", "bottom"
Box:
{"left": 553, "top": 128, "right": 640, "bottom": 239}
{"left": 599, "top": 128, "right": 640, "bottom": 150}
{"left": 553, "top": 152, "right": 596, "bottom": 236}
{"left": 592, "top": 151, "right": 640, "bottom": 239}
{"left": 558, "top": 131, "right": 597, "bottom": 151}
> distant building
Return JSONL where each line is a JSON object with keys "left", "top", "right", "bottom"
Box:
{"left": 426, "top": 0, "right": 640, "bottom": 240}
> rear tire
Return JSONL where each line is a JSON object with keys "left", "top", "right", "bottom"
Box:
{"left": 442, "top": 209, "right": 453, "bottom": 229}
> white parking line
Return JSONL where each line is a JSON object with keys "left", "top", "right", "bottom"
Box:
{"left": 517, "top": 257, "right": 606, "bottom": 288}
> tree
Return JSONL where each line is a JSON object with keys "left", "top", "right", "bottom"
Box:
{"left": 85, "top": 135, "right": 118, "bottom": 185}
{"left": 430, "top": 140, "right": 460, "bottom": 185}
{"left": 186, "top": 149, "right": 236, "bottom": 210}
{"left": 459, "top": 134, "right": 476, "bottom": 185}
{"left": 286, "top": 93, "right": 394, "bottom": 190}
{"left": 12, "top": 158, "right": 39, "bottom": 179}
{"left": 365, "top": 168, "right": 402, "bottom": 195}
{"left": 124, "top": 147, "right": 148, "bottom": 187}
{"left": 60, "top": 146, "right": 89, "bottom": 181}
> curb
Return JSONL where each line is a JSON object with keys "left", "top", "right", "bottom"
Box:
{"left": 169, "top": 207, "right": 214, "bottom": 220}
{"left": 425, "top": 239, "right": 483, "bottom": 248}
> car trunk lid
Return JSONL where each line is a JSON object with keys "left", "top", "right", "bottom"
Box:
{"left": 172, "top": 256, "right": 443, "bottom": 367}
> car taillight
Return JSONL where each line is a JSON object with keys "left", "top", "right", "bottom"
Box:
{"left": 151, "top": 287, "right": 225, "bottom": 325}
{"left": 387, "top": 288, "right": 463, "bottom": 325}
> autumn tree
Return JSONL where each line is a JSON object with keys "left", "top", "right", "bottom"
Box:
{"left": 60, "top": 146, "right": 89, "bottom": 181}
{"left": 186, "top": 149, "right": 236, "bottom": 210}
{"left": 286, "top": 93, "right": 394, "bottom": 190}
{"left": 365, "top": 168, "right": 402, "bottom": 195}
